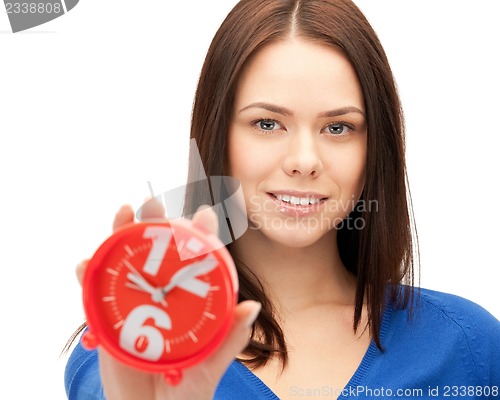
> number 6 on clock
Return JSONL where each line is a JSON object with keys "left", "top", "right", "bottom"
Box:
{"left": 119, "top": 305, "right": 172, "bottom": 361}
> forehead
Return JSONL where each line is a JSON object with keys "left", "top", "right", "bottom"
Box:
{"left": 234, "top": 38, "right": 365, "bottom": 113}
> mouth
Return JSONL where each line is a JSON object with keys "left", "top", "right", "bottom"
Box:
{"left": 267, "top": 192, "right": 329, "bottom": 207}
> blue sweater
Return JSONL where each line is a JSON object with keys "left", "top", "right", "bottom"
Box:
{"left": 65, "top": 288, "right": 500, "bottom": 399}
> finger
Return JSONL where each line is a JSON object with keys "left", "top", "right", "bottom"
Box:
{"left": 203, "top": 300, "right": 261, "bottom": 378}
{"left": 76, "top": 259, "right": 89, "bottom": 286}
{"left": 191, "top": 205, "right": 219, "bottom": 236}
{"left": 112, "top": 205, "right": 135, "bottom": 232}
{"left": 139, "top": 197, "right": 166, "bottom": 221}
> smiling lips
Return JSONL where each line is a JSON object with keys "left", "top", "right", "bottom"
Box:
{"left": 268, "top": 192, "right": 328, "bottom": 216}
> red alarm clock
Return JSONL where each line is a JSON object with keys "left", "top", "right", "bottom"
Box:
{"left": 81, "top": 218, "right": 238, "bottom": 385}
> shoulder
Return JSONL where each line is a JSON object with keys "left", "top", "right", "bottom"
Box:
{"left": 385, "top": 286, "right": 500, "bottom": 384}
{"left": 389, "top": 285, "right": 500, "bottom": 336}
{"left": 413, "top": 287, "right": 500, "bottom": 335}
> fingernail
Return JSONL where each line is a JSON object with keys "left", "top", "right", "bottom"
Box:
{"left": 245, "top": 302, "right": 262, "bottom": 328}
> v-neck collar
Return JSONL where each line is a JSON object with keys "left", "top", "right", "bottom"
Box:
{"left": 232, "top": 301, "right": 394, "bottom": 400}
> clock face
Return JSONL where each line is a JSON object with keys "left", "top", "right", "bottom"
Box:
{"left": 83, "top": 220, "right": 237, "bottom": 373}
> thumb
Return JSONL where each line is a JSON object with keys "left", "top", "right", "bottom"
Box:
{"left": 203, "top": 300, "right": 261, "bottom": 378}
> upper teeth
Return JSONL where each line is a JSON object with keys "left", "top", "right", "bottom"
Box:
{"left": 275, "top": 194, "right": 320, "bottom": 205}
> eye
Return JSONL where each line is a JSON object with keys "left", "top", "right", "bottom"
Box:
{"left": 323, "top": 122, "right": 353, "bottom": 136}
{"left": 254, "top": 119, "right": 283, "bottom": 132}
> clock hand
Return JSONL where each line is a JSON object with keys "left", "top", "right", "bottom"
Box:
{"left": 123, "top": 259, "right": 155, "bottom": 293}
{"left": 161, "top": 254, "right": 218, "bottom": 298}
{"left": 125, "top": 281, "right": 150, "bottom": 292}
{"left": 126, "top": 272, "right": 167, "bottom": 305}
{"left": 125, "top": 270, "right": 167, "bottom": 306}
{"left": 126, "top": 272, "right": 156, "bottom": 293}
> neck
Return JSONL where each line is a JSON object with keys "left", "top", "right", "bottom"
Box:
{"left": 229, "top": 228, "right": 357, "bottom": 316}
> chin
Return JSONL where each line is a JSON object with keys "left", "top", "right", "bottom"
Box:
{"left": 257, "top": 224, "right": 334, "bottom": 249}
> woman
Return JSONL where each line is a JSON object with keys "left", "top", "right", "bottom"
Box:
{"left": 64, "top": 0, "right": 500, "bottom": 399}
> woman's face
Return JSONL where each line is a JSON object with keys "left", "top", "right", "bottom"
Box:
{"left": 228, "top": 38, "right": 367, "bottom": 248}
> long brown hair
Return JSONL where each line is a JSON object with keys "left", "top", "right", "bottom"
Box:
{"left": 183, "top": 0, "right": 418, "bottom": 369}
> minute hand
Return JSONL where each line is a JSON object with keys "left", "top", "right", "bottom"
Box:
{"left": 161, "top": 254, "right": 218, "bottom": 298}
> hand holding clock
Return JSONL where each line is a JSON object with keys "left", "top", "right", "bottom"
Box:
{"left": 76, "top": 201, "right": 261, "bottom": 400}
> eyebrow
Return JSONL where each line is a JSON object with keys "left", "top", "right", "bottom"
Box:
{"left": 238, "top": 102, "right": 365, "bottom": 118}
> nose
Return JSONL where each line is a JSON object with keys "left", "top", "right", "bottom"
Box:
{"left": 282, "top": 130, "right": 323, "bottom": 178}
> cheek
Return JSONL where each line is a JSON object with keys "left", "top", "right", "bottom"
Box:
{"left": 228, "top": 132, "right": 277, "bottom": 186}
{"left": 325, "top": 141, "right": 367, "bottom": 194}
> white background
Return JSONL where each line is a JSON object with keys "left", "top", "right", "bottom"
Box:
{"left": 1, "top": 1, "right": 498, "bottom": 399}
